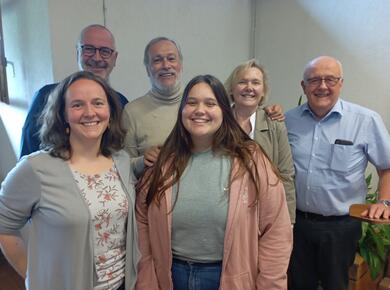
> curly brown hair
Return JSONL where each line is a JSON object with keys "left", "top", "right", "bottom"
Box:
{"left": 40, "top": 71, "right": 126, "bottom": 159}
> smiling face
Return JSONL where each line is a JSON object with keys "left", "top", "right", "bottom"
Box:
{"left": 181, "top": 82, "right": 223, "bottom": 152}
{"left": 77, "top": 26, "right": 118, "bottom": 80}
{"left": 301, "top": 56, "right": 343, "bottom": 118}
{"left": 232, "top": 67, "right": 264, "bottom": 111}
{"left": 146, "top": 39, "right": 182, "bottom": 95}
{"left": 65, "top": 79, "right": 110, "bottom": 148}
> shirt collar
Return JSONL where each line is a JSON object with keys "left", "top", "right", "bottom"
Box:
{"left": 249, "top": 111, "right": 256, "bottom": 139}
{"left": 300, "top": 99, "right": 343, "bottom": 120}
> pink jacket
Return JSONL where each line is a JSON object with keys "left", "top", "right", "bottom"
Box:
{"left": 135, "top": 151, "right": 293, "bottom": 290}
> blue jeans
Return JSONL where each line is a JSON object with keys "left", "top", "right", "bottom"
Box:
{"left": 172, "top": 258, "right": 222, "bottom": 290}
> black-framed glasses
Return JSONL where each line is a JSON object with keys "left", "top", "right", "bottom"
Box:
{"left": 306, "top": 76, "right": 342, "bottom": 87}
{"left": 79, "top": 45, "right": 115, "bottom": 59}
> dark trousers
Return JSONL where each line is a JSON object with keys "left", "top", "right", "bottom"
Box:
{"left": 288, "top": 211, "right": 361, "bottom": 290}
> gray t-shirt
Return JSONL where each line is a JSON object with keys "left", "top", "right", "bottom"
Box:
{"left": 171, "top": 150, "right": 231, "bottom": 262}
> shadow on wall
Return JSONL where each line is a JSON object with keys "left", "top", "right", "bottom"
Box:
{"left": 0, "top": 115, "right": 17, "bottom": 181}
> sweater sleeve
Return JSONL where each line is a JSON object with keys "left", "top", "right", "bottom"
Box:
{"left": 122, "top": 103, "right": 141, "bottom": 158}
{"left": 256, "top": 152, "right": 293, "bottom": 290}
{"left": 122, "top": 104, "right": 146, "bottom": 178}
{"left": 0, "top": 158, "right": 41, "bottom": 234}
{"left": 274, "top": 121, "right": 296, "bottom": 223}
{"left": 135, "top": 173, "right": 159, "bottom": 290}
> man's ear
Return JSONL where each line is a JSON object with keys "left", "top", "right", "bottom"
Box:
{"left": 146, "top": 65, "right": 151, "bottom": 77}
{"left": 300, "top": 80, "right": 305, "bottom": 91}
{"left": 339, "top": 77, "right": 344, "bottom": 89}
{"left": 76, "top": 48, "right": 80, "bottom": 63}
{"left": 112, "top": 51, "right": 118, "bottom": 67}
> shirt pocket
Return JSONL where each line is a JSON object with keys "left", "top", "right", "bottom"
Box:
{"left": 330, "top": 144, "right": 360, "bottom": 172}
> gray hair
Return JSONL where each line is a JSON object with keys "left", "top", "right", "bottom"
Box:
{"left": 303, "top": 56, "right": 343, "bottom": 80}
{"left": 143, "top": 36, "right": 183, "bottom": 67}
{"left": 77, "top": 24, "right": 116, "bottom": 49}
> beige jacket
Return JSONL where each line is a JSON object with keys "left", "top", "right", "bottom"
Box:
{"left": 254, "top": 108, "right": 296, "bottom": 223}
{"left": 135, "top": 150, "right": 293, "bottom": 290}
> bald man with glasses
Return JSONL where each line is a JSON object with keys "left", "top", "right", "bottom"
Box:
{"left": 285, "top": 55, "right": 390, "bottom": 290}
{"left": 20, "top": 24, "right": 128, "bottom": 157}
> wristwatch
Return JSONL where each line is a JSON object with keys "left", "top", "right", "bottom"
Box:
{"left": 379, "top": 200, "right": 390, "bottom": 207}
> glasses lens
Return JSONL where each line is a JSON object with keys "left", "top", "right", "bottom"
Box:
{"left": 307, "top": 77, "right": 340, "bottom": 87}
{"left": 324, "top": 77, "right": 338, "bottom": 86}
{"left": 99, "top": 47, "right": 113, "bottom": 58}
{"left": 308, "top": 78, "right": 321, "bottom": 86}
{"left": 81, "top": 45, "right": 96, "bottom": 56}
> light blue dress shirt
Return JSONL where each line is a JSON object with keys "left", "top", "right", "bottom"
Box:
{"left": 285, "top": 99, "right": 390, "bottom": 216}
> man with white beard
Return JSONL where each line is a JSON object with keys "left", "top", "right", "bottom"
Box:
{"left": 122, "top": 37, "right": 182, "bottom": 163}
{"left": 122, "top": 37, "right": 284, "bottom": 165}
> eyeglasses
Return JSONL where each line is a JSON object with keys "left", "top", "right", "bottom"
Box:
{"left": 79, "top": 45, "right": 115, "bottom": 59}
{"left": 305, "top": 76, "right": 342, "bottom": 87}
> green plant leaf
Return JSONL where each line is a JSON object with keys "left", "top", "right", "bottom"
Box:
{"left": 365, "top": 174, "right": 372, "bottom": 190}
{"left": 370, "top": 254, "right": 382, "bottom": 279}
{"left": 298, "top": 95, "right": 303, "bottom": 106}
{"left": 358, "top": 173, "right": 389, "bottom": 280}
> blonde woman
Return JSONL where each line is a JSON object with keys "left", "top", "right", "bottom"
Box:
{"left": 225, "top": 60, "right": 296, "bottom": 223}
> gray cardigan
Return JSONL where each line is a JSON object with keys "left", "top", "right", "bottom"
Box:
{"left": 0, "top": 150, "right": 140, "bottom": 290}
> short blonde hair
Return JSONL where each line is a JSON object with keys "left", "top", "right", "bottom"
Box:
{"left": 224, "top": 59, "right": 269, "bottom": 106}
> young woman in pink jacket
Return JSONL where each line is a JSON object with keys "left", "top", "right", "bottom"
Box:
{"left": 135, "top": 74, "right": 292, "bottom": 290}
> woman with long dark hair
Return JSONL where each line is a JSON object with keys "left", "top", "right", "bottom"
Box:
{"left": 135, "top": 74, "right": 292, "bottom": 290}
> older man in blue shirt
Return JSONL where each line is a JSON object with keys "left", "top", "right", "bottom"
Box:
{"left": 286, "top": 56, "right": 390, "bottom": 290}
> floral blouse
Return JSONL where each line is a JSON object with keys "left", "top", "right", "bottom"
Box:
{"left": 72, "top": 166, "right": 129, "bottom": 290}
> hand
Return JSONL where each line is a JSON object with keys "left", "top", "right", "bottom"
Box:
{"left": 143, "top": 145, "right": 161, "bottom": 167}
{"left": 264, "top": 104, "right": 285, "bottom": 121}
{"left": 361, "top": 202, "right": 390, "bottom": 219}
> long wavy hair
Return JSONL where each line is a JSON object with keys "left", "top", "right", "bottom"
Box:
{"left": 139, "top": 74, "right": 279, "bottom": 207}
{"left": 40, "top": 71, "right": 126, "bottom": 159}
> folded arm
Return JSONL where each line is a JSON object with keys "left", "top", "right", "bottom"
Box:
{"left": 0, "top": 233, "right": 27, "bottom": 278}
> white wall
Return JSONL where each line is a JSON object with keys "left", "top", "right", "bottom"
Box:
{"left": 1, "top": 0, "right": 53, "bottom": 159}
{"left": 47, "top": 0, "right": 104, "bottom": 81}
{"left": 2, "top": 0, "right": 53, "bottom": 107}
{"left": 0, "top": 0, "right": 253, "bottom": 175}
{"left": 1, "top": 0, "right": 390, "bottom": 179}
{"left": 255, "top": 0, "right": 390, "bottom": 184}
{"left": 0, "top": 112, "right": 17, "bottom": 181}
{"left": 106, "top": 0, "right": 254, "bottom": 99}
{"left": 255, "top": 0, "right": 390, "bottom": 129}
{"left": 47, "top": 0, "right": 254, "bottom": 101}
